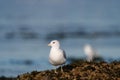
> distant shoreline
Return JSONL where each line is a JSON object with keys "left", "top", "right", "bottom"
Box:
{"left": 0, "top": 76, "right": 16, "bottom": 80}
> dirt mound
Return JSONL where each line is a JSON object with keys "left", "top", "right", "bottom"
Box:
{"left": 17, "top": 60, "right": 120, "bottom": 80}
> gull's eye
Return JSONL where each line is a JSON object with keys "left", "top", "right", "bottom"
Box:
{"left": 53, "top": 42, "right": 55, "bottom": 44}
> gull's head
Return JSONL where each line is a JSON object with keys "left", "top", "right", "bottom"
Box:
{"left": 84, "top": 44, "right": 91, "bottom": 49}
{"left": 48, "top": 40, "right": 60, "bottom": 48}
{"left": 84, "top": 44, "right": 92, "bottom": 53}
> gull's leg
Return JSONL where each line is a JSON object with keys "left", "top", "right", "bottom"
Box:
{"left": 87, "top": 57, "right": 91, "bottom": 62}
{"left": 54, "top": 68, "right": 57, "bottom": 73}
{"left": 60, "top": 66, "right": 63, "bottom": 72}
{"left": 90, "top": 56, "right": 93, "bottom": 62}
{"left": 54, "top": 66, "right": 57, "bottom": 73}
{"left": 87, "top": 55, "right": 93, "bottom": 62}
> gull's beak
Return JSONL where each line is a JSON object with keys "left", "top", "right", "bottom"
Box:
{"left": 48, "top": 43, "right": 51, "bottom": 46}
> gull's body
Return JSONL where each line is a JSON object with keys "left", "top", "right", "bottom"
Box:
{"left": 49, "top": 48, "right": 66, "bottom": 66}
{"left": 48, "top": 40, "right": 66, "bottom": 73}
{"left": 84, "top": 44, "right": 98, "bottom": 62}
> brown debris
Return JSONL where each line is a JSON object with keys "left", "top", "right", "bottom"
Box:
{"left": 17, "top": 60, "right": 120, "bottom": 80}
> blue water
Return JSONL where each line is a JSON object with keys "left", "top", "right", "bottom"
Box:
{"left": 0, "top": 0, "right": 120, "bottom": 77}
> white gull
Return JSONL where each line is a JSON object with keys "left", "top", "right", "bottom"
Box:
{"left": 84, "top": 44, "right": 99, "bottom": 62}
{"left": 48, "top": 40, "right": 66, "bottom": 73}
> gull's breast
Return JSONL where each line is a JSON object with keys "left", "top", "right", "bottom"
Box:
{"left": 49, "top": 49, "right": 66, "bottom": 66}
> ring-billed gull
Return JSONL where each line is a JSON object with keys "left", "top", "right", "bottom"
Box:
{"left": 48, "top": 40, "right": 66, "bottom": 73}
{"left": 84, "top": 44, "right": 99, "bottom": 62}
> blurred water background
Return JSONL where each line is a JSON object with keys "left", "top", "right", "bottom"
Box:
{"left": 0, "top": 0, "right": 120, "bottom": 77}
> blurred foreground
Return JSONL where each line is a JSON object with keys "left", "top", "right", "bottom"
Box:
{"left": 17, "top": 59, "right": 120, "bottom": 80}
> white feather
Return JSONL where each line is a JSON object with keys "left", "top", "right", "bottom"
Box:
{"left": 84, "top": 44, "right": 99, "bottom": 62}
{"left": 48, "top": 40, "right": 66, "bottom": 66}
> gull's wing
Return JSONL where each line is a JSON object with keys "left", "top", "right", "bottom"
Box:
{"left": 63, "top": 50, "right": 66, "bottom": 59}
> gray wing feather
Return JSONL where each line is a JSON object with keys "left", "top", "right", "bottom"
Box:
{"left": 63, "top": 50, "right": 66, "bottom": 59}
